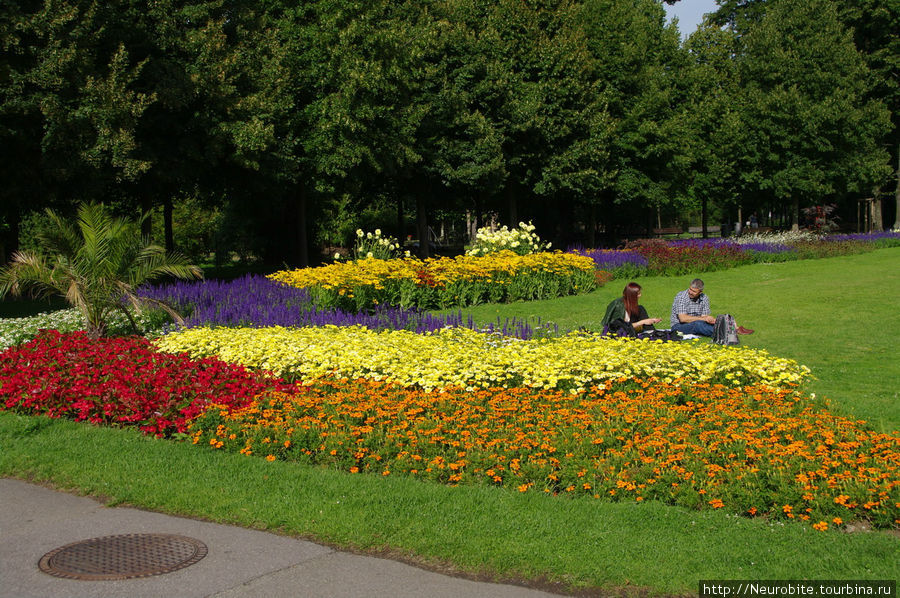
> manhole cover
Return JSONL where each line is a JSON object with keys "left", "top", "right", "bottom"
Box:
{"left": 38, "top": 533, "right": 207, "bottom": 581}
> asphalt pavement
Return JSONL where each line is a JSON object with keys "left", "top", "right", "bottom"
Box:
{"left": 0, "top": 478, "right": 564, "bottom": 598}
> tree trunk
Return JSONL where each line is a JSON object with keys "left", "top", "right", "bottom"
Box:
{"left": 163, "top": 197, "right": 174, "bottom": 252}
{"left": 0, "top": 205, "right": 20, "bottom": 265}
{"left": 701, "top": 195, "right": 709, "bottom": 238}
{"left": 871, "top": 189, "right": 883, "bottom": 232}
{"left": 893, "top": 144, "right": 900, "bottom": 230}
{"left": 396, "top": 194, "right": 404, "bottom": 241}
{"left": 506, "top": 185, "right": 518, "bottom": 227}
{"left": 416, "top": 193, "right": 429, "bottom": 259}
{"left": 587, "top": 204, "right": 597, "bottom": 249}
{"left": 790, "top": 197, "right": 799, "bottom": 232}
{"left": 296, "top": 186, "right": 309, "bottom": 268}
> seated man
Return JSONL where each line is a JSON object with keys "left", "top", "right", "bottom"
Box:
{"left": 670, "top": 278, "right": 753, "bottom": 337}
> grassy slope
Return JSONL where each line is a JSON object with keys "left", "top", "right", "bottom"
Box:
{"left": 447, "top": 247, "right": 900, "bottom": 432}
{"left": 1, "top": 247, "right": 899, "bottom": 594}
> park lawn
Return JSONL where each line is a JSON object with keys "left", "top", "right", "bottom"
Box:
{"left": 447, "top": 247, "right": 900, "bottom": 433}
{"left": 1, "top": 247, "right": 898, "bottom": 594}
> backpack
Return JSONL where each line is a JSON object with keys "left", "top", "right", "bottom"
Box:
{"left": 605, "top": 318, "right": 636, "bottom": 338}
{"left": 712, "top": 314, "right": 739, "bottom": 346}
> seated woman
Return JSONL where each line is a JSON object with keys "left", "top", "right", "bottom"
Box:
{"left": 601, "top": 282, "right": 661, "bottom": 334}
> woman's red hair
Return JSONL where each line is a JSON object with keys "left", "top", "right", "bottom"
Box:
{"left": 622, "top": 282, "right": 641, "bottom": 320}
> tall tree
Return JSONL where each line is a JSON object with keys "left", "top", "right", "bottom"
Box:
{"left": 580, "top": 0, "right": 687, "bottom": 241}
{"left": 682, "top": 23, "right": 744, "bottom": 236}
{"left": 736, "top": 0, "right": 890, "bottom": 230}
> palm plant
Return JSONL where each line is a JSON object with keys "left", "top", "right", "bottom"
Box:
{"left": 0, "top": 202, "right": 202, "bottom": 338}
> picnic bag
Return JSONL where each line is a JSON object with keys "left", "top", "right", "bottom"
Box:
{"left": 712, "top": 314, "right": 739, "bottom": 346}
{"left": 605, "top": 318, "right": 637, "bottom": 337}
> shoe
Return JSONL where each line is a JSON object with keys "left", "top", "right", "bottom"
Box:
{"left": 737, "top": 326, "right": 754, "bottom": 335}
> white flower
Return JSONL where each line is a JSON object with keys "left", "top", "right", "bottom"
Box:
{"left": 356, "top": 229, "right": 364, "bottom": 237}
{"left": 375, "top": 228, "right": 381, "bottom": 236}
{"left": 334, "top": 253, "right": 341, "bottom": 260}
{"left": 367, "top": 232, "right": 373, "bottom": 239}
{"left": 366, "top": 251, "right": 374, "bottom": 258}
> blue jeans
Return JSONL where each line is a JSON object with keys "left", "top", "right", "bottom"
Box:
{"left": 672, "top": 320, "right": 714, "bottom": 337}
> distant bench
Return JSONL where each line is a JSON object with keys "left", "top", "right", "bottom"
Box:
{"left": 653, "top": 227, "right": 683, "bottom": 237}
{"left": 687, "top": 225, "right": 721, "bottom": 237}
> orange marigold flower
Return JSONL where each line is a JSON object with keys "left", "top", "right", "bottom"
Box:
{"left": 832, "top": 517, "right": 843, "bottom": 525}
{"left": 709, "top": 499, "right": 725, "bottom": 509}
{"left": 265, "top": 455, "right": 276, "bottom": 462}
{"left": 812, "top": 521, "right": 828, "bottom": 531}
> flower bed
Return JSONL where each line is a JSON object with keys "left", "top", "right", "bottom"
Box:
{"left": 0, "top": 330, "right": 294, "bottom": 436}
{"left": 0, "top": 308, "right": 162, "bottom": 350}
{"left": 570, "top": 232, "right": 900, "bottom": 278}
{"left": 268, "top": 251, "right": 596, "bottom": 311}
{"left": 189, "top": 377, "right": 900, "bottom": 530}
{"left": 140, "top": 274, "right": 547, "bottom": 339}
{"left": 153, "top": 326, "right": 810, "bottom": 391}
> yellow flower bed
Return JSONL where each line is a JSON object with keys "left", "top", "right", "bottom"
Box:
{"left": 154, "top": 326, "right": 811, "bottom": 391}
{"left": 267, "top": 251, "right": 596, "bottom": 310}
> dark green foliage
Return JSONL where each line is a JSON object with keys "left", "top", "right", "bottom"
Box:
{"left": 0, "top": 0, "right": 897, "bottom": 264}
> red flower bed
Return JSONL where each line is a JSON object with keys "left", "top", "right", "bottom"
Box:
{"left": 0, "top": 330, "right": 296, "bottom": 436}
{"left": 625, "top": 239, "right": 753, "bottom": 275}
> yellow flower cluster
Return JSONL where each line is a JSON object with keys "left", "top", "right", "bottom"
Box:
{"left": 268, "top": 251, "right": 596, "bottom": 310}
{"left": 270, "top": 250, "right": 593, "bottom": 289}
{"left": 154, "top": 326, "right": 811, "bottom": 392}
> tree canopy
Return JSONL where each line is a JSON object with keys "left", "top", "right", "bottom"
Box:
{"left": 1, "top": 0, "right": 895, "bottom": 266}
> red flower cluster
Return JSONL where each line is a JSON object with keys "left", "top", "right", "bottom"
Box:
{"left": 0, "top": 330, "right": 296, "bottom": 436}
{"left": 625, "top": 239, "right": 752, "bottom": 275}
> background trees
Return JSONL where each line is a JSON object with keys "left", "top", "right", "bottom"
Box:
{"left": 1, "top": 0, "right": 895, "bottom": 268}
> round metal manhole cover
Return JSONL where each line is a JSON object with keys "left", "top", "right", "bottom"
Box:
{"left": 38, "top": 533, "right": 207, "bottom": 581}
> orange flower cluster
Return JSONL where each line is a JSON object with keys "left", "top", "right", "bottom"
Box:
{"left": 189, "top": 378, "right": 900, "bottom": 530}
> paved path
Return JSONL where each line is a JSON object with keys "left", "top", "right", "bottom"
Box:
{"left": 1, "top": 478, "right": 563, "bottom": 598}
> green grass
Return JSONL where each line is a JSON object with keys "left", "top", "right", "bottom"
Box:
{"left": 446, "top": 247, "right": 900, "bottom": 432}
{"left": 2, "top": 411, "right": 898, "bottom": 595}
{"left": 1, "top": 247, "right": 899, "bottom": 595}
